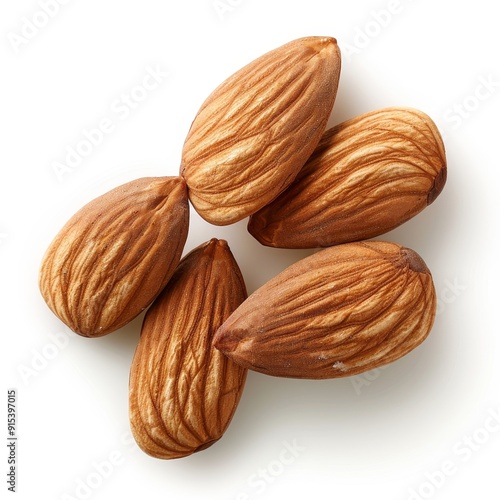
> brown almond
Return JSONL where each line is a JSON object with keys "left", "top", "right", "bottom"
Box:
{"left": 39, "top": 176, "right": 189, "bottom": 337}
{"left": 180, "top": 36, "right": 341, "bottom": 225}
{"left": 214, "top": 241, "right": 436, "bottom": 379}
{"left": 248, "top": 107, "right": 447, "bottom": 248}
{"left": 129, "top": 239, "right": 248, "bottom": 459}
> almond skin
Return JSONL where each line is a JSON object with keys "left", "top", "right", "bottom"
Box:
{"left": 214, "top": 241, "right": 436, "bottom": 379}
{"left": 39, "top": 176, "right": 189, "bottom": 337}
{"left": 129, "top": 239, "right": 248, "bottom": 459}
{"left": 248, "top": 107, "right": 447, "bottom": 248}
{"left": 180, "top": 36, "right": 341, "bottom": 225}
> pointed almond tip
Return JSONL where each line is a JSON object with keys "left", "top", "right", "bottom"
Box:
{"left": 247, "top": 217, "right": 273, "bottom": 247}
{"left": 427, "top": 165, "right": 447, "bottom": 205}
{"left": 212, "top": 326, "right": 225, "bottom": 351}
{"left": 317, "top": 36, "right": 339, "bottom": 56}
{"left": 400, "top": 247, "right": 430, "bottom": 274}
{"left": 323, "top": 36, "right": 338, "bottom": 45}
{"left": 298, "top": 36, "right": 339, "bottom": 54}
{"left": 313, "top": 36, "right": 338, "bottom": 46}
{"left": 198, "top": 238, "right": 225, "bottom": 260}
{"left": 194, "top": 439, "right": 219, "bottom": 453}
{"left": 213, "top": 325, "right": 237, "bottom": 354}
{"left": 203, "top": 237, "right": 231, "bottom": 254}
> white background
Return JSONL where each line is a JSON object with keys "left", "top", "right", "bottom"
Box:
{"left": 1, "top": 1, "right": 499, "bottom": 499}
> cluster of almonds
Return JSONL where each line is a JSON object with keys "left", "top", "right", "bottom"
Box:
{"left": 39, "top": 36, "right": 447, "bottom": 459}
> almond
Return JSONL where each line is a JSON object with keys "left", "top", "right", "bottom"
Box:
{"left": 129, "top": 239, "right": 247, "bottom": 459}
{"left": 180, "top": 36, "right": 341, "bottom": 225}
{"left": 39, "top": 176, "right": 189, "bottom": 337}
{"left": 248, "top": 107, "right": 447, "bottom": 248}
{"left": 214, "top": 241, "right": 436, "bottom": 379}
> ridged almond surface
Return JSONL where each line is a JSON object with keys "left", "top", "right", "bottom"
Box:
{"left": 248, "top": 107, "right": 447, "bottom": 248}
{"left": 180, "top": 36, "right": 341, "bottom": 225}
{"left": 39, "top": 177, "right": 189, "bottom": 337}
{"left": 214, "top": 241, "right": 436, "bottom": 379}
{"left": 129, "top": 239, "right": 248, "bottom": 459}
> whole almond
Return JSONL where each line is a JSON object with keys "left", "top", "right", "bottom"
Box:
{"left": 214, "top": 241, "right": 436, "bottom": 379}
{"left": 180, "top": 36, "right": 341, "bottom": 225}
{"left": 39, "top": 176, "right": 189, "bottom": 337}
{"left": 248, "top": 107, "right": 447, "bottom": 248}
{"left": 129, "top": 239, "right": 248, "bottom": 459}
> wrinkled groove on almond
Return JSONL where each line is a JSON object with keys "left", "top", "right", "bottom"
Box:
{"left": 129, "top": 239, "right": 248, "bottom": 459}
{"left": 214, "top": 241, "right": 436, "bottom": 379}
{"left": 39, "top": 176, "right": 189, "bottom": 337}
{"left": 180, "top": 36, "right": 341, "bottom": 225}
{"left": 248, "top": 107, "right": 447, "bottom": 248}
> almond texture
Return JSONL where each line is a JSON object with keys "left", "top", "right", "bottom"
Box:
{"left": 180, "top": 36, "right": 341, "bottom": 225}
{"left": 248, "top": 107, "right": 447, "bottom": 248}
{"left": 39, "top": 176, "right": 189, "bottom": 337}
{"left": 129, "top": 239, "right": 248, "bottom": 459}
{"left": 214, "top": 241, "right": 436, "bottom": 379}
